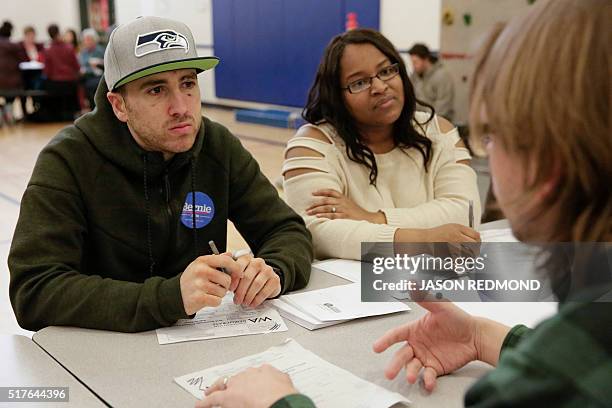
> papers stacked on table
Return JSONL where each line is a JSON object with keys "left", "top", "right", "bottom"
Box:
{"left": 268, "top": 283, "right": 410, "bottom": 330}
{"left": 175, "top": 338, "right": 409, "bottom": 408}
{"left": 156, "top": 294, "right": 287, "bottom": 344}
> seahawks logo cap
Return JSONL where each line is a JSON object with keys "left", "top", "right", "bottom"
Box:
{"left": 104, "top": 16, "right": 219, "bottom": 91}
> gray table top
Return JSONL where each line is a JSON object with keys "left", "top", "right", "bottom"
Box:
{"left": 33, "top": 268, "right": 492, "bottom": 408}
{"left": 0, "top": 334, "right": 105, "bottom": 407}
{"left": 32, "top": 221, "right": 512, "bottom": 407}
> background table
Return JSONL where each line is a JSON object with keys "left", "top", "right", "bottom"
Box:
{"left": 0, "top": 334, "right": 105, "bottom": 407}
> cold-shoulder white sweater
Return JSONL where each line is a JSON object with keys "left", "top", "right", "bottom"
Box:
{"left": 282, "top": 112, "right": 481, "bottom": 260}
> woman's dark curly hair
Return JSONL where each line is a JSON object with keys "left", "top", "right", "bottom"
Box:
{"left": 303, "top": 28, "right": 434, "bottom": 185}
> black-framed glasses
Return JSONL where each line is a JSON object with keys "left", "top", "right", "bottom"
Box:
{"left": 342, "top": 63, "right": 400, "bottom": 94}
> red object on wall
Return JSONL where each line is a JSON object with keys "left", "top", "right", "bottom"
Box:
{"left": 88, "top": 0, "right": 110, "bottom": 32}
{"left": 346, "top": 12, "right": 359, "bottom": 31}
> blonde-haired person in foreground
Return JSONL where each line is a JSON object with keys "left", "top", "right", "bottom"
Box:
{"left": 196, "top": 0, "right": 611, "bottom": 406}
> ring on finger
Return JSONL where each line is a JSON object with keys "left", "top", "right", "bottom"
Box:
{"left": 332, "top": 206, "right": 337, "bottom": 213}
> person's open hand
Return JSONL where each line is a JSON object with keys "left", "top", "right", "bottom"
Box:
{"left": 373, "top": 300, "right": 480, "bottom": 391}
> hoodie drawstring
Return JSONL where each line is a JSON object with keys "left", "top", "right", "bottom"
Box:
{"left": 142, "top": 154, "right": 156, "bottom": 277}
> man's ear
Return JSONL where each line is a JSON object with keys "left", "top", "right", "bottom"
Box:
{"left": 534, "top": 156, "right": 563, "bottom": 203}
{"left": 106, "top": 91, "right": 128, "bottom": 123}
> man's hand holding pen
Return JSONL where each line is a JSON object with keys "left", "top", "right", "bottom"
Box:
{"left": 180, "top": 241, "right": 282, "bottom": 315}
{"left": 179, "top": 254, "right": 243, "bottom": 315}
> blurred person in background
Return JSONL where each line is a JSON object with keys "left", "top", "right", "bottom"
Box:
{"left": 408, "top": 43, "right": 455, "bottom": 122}
{"left": 0, "top": 20, "right": 28, "bottom": 124}
{"left": 63, "top": 28, "right": 79, "bottom": 53}
{"left": 20, "top": 26, "right": 44, "bottom": 62}
{"left": 42, "top": 24, "right": 80, "bottom": 120}
{"left": 79, "top": 28, "right": 104, "bottom": 110}
{"left": 18, "top": 26, "right": 45, "bottom": 91}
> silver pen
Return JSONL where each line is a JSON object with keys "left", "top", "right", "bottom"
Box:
{"left": 208, "top": 240, "right": 230, "bottom": 275}
{"left": 468, "top": 200, "right": 474, "bottom": 229}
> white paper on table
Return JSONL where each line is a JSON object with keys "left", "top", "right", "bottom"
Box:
{"left": 19, "top": 61, "right": 44, "bottom": 70}
{"left": 156, "top": 294, "right": 287, "bottom": 344}
{"left": 312, "top": 259, "right": 363, "bottom": 282}
{"left": 175, "top": 338, "right": 409, "bottom": 408}
{"left": 281, "top": 283, "right": 410, "bottom": 322}
{"left": 480, "top": 228, "right": 518, "bottom": 242}
{"left": 267, "top": 297, "right": 348, "bottom": 330}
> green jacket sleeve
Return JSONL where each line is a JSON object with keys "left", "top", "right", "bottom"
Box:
{"left": 225, "top": 131, "right": 313, "bottom": 294}
{"left": 465, "top": 303, "right": 612, "bottom": 407}
{"left": 500, "top": 324, "right": 532, "bottom": 352}
{"left": 271, "top": 394, "right": 316, "bottom": 408}
{"left": 8, "top": 151, "right": 190, "bottom": 332}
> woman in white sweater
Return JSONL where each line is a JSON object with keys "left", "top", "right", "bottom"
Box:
{"left": 282, "top": 29, "right": 481, "bottom": 260}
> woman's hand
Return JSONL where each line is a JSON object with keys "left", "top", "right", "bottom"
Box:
{"left": 306, "top": 189, "right": 385, "bottom": 223}
{"left": 424, "top": 224, "right": 481, "bottom": 242}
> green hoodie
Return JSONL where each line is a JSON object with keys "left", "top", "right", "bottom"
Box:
{"left": 8, "top": 80, "right": 313, "bottom": 332}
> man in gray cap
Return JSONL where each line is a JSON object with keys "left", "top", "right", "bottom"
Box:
{"left": 8, "top": 16, "right": 312, "bottom": 332}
